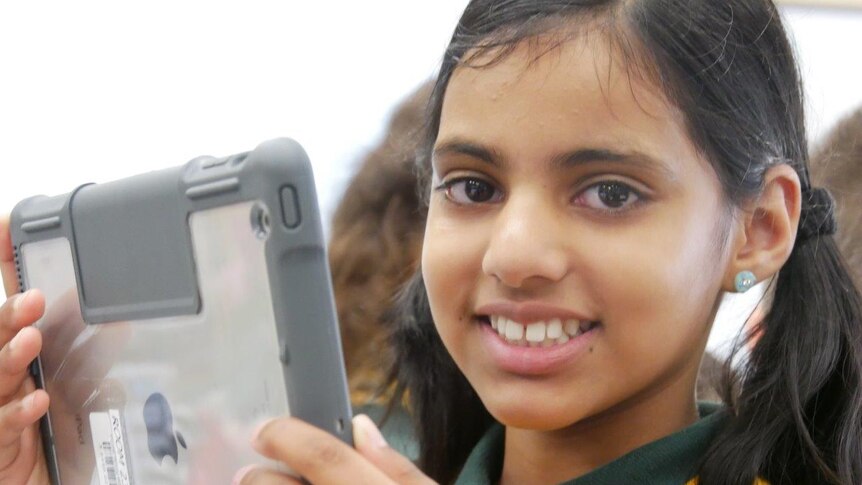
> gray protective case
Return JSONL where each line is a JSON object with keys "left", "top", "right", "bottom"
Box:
{"left": 10, "top": 138, "right": 353, "bottom": 485}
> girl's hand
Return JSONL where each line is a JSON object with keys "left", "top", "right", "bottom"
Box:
{"left": 234, "top": 414, "right": 436, "bottom": 485}
{"left": 0, "top": 214, "right": 51, "bottom": 485}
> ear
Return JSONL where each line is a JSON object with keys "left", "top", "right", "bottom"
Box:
{"left": 724, "top": 164, "right": 802, "bottom": 291}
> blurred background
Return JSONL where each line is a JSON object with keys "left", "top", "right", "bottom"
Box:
{"left": 2, "top": 1, "right": 860, "bottom": 221}
{"left": 1, "top": 1, "right": 859, "bottom": 353}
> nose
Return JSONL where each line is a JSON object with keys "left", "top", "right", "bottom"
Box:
{"left": 481, "top": 193, "right": 569, "bottom": 289}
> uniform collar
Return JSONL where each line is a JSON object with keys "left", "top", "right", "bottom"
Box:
{"left": 455, "top": 402, "right": 726, "bottom": 485}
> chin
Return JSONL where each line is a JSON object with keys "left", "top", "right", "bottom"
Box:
{"left": 483, "top": 394, "right": 591, "bottom": 431}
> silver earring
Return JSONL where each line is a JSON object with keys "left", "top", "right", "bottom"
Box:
{"left": 735, "top": 270, "right": 757, "bottom": 293}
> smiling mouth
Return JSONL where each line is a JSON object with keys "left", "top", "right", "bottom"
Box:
{"left": 478, "top": 315, "right": 601, "bottom": 347}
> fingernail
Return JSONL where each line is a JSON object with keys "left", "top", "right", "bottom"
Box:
{"left": 250, "top": 419, "right": 272, "bottom": 451}
{"left": 353, "top": 414, "right": 387, "bottom": 449}
{"left": 22, "top": 392, "right": 36, "bottom": 410}
{"left": 232, "top": 464, "right": 258, "bottom": 485}
{"left": 7, "top": 330, "right": 21, "bottom": 351}
{"left": 13, "top": 291, "right": 30, "bottom": 312}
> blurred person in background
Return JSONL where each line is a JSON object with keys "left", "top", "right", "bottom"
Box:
{"left": 811, "top": 107, "right": 862, "bottom": 285}
{"left": 327, "top": 82, "right": 433, "bottom": 457}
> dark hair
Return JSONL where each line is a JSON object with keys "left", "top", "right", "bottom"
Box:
{"left": 387, "top": 1, "right": 862, "bottom": 484}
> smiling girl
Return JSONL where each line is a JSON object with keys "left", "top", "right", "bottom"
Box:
{"left": 241, "top": 0, "right": 862, "bottom": 483}
{"left": 2, "top": 0, "right": 861, "bottom": 484}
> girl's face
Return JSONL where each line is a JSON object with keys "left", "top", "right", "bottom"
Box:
{"left": 422, "top": 35, "right": 733, "bottom": 431}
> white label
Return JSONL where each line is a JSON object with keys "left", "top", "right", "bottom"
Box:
{"left": 90, "top": 411, "right": 132, "bottom": 485}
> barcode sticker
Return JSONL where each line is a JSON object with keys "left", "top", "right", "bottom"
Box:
{"left": 90, "top": 411, "right": 132, "bottom": 485}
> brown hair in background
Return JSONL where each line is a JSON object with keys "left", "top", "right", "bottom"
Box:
{"left": 810, "top": 107, "right": 862, "bottom": 286}
{"left": 329, "top": 82, "right": 433, "bottom": 404}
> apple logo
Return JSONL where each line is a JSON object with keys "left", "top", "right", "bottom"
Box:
{"left": 143, "top": 393, "right": 187, "bottom": 464}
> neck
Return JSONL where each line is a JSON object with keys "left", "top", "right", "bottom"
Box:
{"left": 499, "top": 372, "right": 700, "bottom": 485}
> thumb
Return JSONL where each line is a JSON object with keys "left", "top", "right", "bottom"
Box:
{"left": 352, "top": 414, "right": 435, "bottom": 485}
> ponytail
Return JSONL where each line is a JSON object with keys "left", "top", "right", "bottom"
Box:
{"left": 699, "top": 236, "right": 862, "bottom": 484}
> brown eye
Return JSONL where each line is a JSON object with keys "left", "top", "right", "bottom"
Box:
{"left": 463, "top": 179, "right": 496, "bottom": 202}
{"left": 574, "top": 181, "right": 641, "bottom": 212}
{"left": 440, "top": 177, "right": 503, "bottom": 205}
{"left": 597, "top": 182, "right": 631, "bottom": 208}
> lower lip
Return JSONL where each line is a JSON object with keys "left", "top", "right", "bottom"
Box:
{"left": 479, "top": 321, "right": 598, "bottom": 376}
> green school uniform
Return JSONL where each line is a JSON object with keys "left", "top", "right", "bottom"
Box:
{"left": 354, "top": 403, "right": 419, "bottom": 460}
{"left": 455, "top": 403, "right": 728, "bottom": 485}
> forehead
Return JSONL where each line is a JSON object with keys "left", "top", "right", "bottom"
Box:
{"left": 438, "top": 34, "right": 696, "bottom": 166}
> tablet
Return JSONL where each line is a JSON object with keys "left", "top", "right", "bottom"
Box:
{"left": 10, "top": 138, "right": 353, "bottom": 485}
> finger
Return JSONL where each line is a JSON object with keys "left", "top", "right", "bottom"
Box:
{"left": 253, "top": 417, "right": 396, "bottom": 485}
{"left": 0, "top": 214, "right": 18, "bottom": 297}
{"left": 0, "top": 326, "right": 42, "bottom": 400}
{"left": 352, "top": 414, "right": 435, "bottom": 485}
{"left": 234, "top": 465, "right": 302, "bottom": 485}
{"left": 0, "top": 290, "right": 45, "bottom": 346}
{"left": 52, "top": 324, "right": 132, "bottom": 407}
{"left": 93, "top": 378, "right": 127, "bottom": 407}
{"left": 0, "top": 389, "right": 49, "bottom": 467}
{"left": 40, "top": 290, "right": 88, "bottom": 364}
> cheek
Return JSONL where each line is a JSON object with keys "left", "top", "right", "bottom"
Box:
{"left": 589, "top": 204, "right": 729, "bottom": 359}
{"left": 420, "top": 205, "right": 486, "bottom": 344}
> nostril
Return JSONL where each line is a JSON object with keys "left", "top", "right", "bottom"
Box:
{"left": 482, "top": 241, "right": 569, "bottom": 288}
{"left": 481, "top": 203, "right": 570, "bottom": 273}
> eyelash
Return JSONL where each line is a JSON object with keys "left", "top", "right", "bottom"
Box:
{"left": 434, "top": 176, "right": 648, "bottom": 214}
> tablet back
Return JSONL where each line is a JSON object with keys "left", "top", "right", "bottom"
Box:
{"left": 10, "top": 138, "right": 353, "bottom": 485}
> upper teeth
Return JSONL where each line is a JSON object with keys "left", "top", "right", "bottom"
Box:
{"left": 490, "top": 316, "right": 594, "bottom": 347}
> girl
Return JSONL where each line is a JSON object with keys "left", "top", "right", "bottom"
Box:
{"left": 2, "top": 1, "right": 861, "bottom": 484}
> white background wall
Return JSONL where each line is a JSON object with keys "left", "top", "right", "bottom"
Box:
{"left": 1, "top": 3, "right": 859, "bottom": 222}
{"left": 0, "top": 1, "right": 467, "bottom": 219}
{"left": 1, "top": 3, "right": 859, "bottom": 351}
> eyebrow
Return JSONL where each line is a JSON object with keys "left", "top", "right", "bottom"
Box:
{"left": 433, "top": 140, "right": 503, "bottom": 166}
{"left": 433, "top": 139, "right": 676, "bottom": 179}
